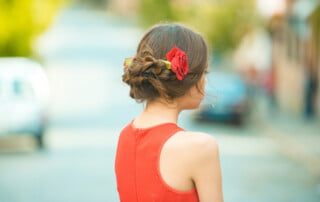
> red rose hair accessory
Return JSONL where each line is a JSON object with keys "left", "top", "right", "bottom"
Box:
{"left": 166, "top": 45, "right": 189, "bottom": 80}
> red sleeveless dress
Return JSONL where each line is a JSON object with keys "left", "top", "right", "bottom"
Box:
{"left": 115, "top": 121, "right": 199, "bottom": 202}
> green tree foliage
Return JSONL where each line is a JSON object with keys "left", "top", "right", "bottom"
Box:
{"left": 0, "top": 0, "right": 66, "bottom": 56}
{"left": 138, "top": 0, "right": 260, "bottom": 54}
{"left": 173, "top": 0, "right": 260, "bottom": 54}
{"left": 138, "top": 0, "right": 172, "bottom": 27}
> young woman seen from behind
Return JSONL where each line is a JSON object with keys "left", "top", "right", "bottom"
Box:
{"left": 115, "top": 24, "right": 223, "bottom": 202}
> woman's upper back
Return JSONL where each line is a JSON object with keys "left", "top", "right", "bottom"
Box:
{"left": 115, "top": 121, "right": 200, "bottom": 202}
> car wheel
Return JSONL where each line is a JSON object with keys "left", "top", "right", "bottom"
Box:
{"left": 34, "top": 128, "right": 45, "bottom": 149}
{"left": 231, "top": 114, "right": 243, "bottom": 126}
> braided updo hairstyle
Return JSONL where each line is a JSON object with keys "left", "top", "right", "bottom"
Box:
{"left": 122, "top": 24, "right": 208, "bottom": 103}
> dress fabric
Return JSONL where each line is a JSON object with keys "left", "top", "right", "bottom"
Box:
{"left": 115, "top": 121, "right": 199, "bottom": 202}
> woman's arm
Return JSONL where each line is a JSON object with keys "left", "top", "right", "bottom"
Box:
{"left": 189, "top": 133, "right": 224, "bottom": 202}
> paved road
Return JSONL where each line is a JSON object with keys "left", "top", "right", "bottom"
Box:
{"left": 0, "top": 4, "right": 319, "bottom": 202}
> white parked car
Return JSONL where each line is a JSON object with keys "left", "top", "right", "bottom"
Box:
{"left": 0, "top": 58, "right": 50, "bottom": 148}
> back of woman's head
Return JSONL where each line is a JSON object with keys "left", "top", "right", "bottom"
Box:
{"left": 122, "top": 24, "right": 208, "bottom": 103}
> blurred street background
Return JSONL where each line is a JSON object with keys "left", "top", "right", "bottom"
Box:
{"left": 0, "top": 0, "right": 320, "bottom": 201}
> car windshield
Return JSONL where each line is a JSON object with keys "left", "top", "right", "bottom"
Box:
{"left": 12, "top": 79, "right": 35, "bottom": 100}
{"left": 205, "top": 73, "right": 247, "bottom": 104}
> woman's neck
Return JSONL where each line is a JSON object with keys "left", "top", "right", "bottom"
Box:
{"left": 134, "top": 100, "right": 181, "bottom": 128}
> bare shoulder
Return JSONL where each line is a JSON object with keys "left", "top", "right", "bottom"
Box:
{"left": 184, "top": 131, "right": 218, "bottom": 147}
{"left": 164, "top": 131, "right": 223, "bottom": 201}
{"left": 175, "top": 131, "right": 218, "bottom": 149}
{"left": 184, "top": 131, "right": 219, "bottom": 159}
{"left": 166, "top": 131, "right": 220, "bottom": 161}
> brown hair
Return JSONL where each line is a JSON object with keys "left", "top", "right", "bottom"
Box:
{"left": 122, "top": 24, "right": 208, "bottom": 103}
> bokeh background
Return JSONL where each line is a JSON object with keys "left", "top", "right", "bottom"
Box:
{"left": 0, "top": 0, "right": 319, "bottom": 201}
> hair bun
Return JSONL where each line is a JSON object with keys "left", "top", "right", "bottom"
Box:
{"left": 123, "top": 24, "right": 207, "bottom": 103}
{"left": 122, "top": 49, "right": 171, "bottom": 101}
{"left": 123, "top": 49, "right": 166, "bottom": 85}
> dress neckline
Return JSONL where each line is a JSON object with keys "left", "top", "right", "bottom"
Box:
{"left": 130, "top": 119, "right": 177, "bottom": 131}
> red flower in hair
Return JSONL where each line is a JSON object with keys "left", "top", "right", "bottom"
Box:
{"left": 166, "top": 45, "right": 189, "bottom": 80}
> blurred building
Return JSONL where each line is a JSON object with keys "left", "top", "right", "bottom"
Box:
{"left": 268, "top": 0, "right": 320, "bottom": 117}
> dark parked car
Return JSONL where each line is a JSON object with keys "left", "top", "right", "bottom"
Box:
{"left": 195, "top": 72, "right": 249, "bottom": 125}
{"left": 0, "top": 58, "right": 50, "bottom": 148}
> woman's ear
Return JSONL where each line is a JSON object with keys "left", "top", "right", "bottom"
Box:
{"left": 197, "top": 75, "right": 206, "bottom": 95}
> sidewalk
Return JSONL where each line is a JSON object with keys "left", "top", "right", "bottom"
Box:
{"left": 259, "top": 110, "right": 320, "bottom": 178}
